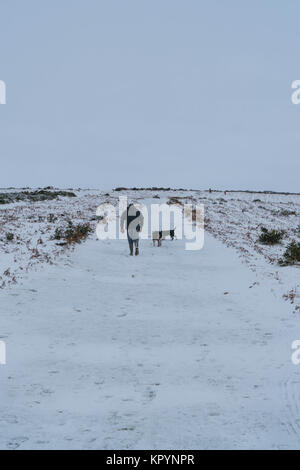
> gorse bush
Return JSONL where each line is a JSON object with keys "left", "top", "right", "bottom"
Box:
{"left": 280, "top": 209, "right": 296, "bottom": 217}
{"left": 53, "top": 227, "right": 64, "bottom": 240}
{"left": 258, "top": 227, "right": 284, "bottom": 245}
{"left": 280, "top": 241, "right": 300, "bottom": 265}
{"left": 53, "top": 220, "right": 92, "bottom": 245}
{"left": 47, "top": 213, "right": 57, "bottom": 223}
{"left": 6, "top": 232, "right": 14, "bottom": 241}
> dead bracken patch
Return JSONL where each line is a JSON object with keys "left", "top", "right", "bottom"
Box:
{"left": 283, "top": 288, "right": 298, "bottom": 304}
{"left": 53, "top": 221, "right": 92, "bottom": 245}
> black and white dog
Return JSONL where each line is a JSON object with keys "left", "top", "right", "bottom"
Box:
{"left": 152, "top": 229, "right": 175, "bottom": 247}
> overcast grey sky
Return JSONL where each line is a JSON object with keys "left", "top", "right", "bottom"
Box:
{"left": 0, "top": 1, "right": 299, "bottom": 191}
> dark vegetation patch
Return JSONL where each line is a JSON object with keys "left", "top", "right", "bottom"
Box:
{"left": 47, "top": 213, "right": 58, "bottom": 223}
{"left": 5, "top": 232, "right": 14, "bottom": 241}
{"left": 0, "top": 190, "right": 76, "bottom": 205}
{"left": 167, "top": 197, "right": 184, "bottom": 206}
{"left": 53, "top": 220, "right": 92, "bottom": 245}
{"left": 206, "top": 189, "right": 300, "bottom": 196}
{"left": 258, "top": 227, "right": 285, "bottom": 245}
{"left": 114, "top": 187, "right": 188, "bottom": 192}
{"left": 279, "top": 242, "right": 300, "bottom": 266}
{"left": 279, "top": 209, "right": 297, "bottom": 217}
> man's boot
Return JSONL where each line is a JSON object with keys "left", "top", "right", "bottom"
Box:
{"left": 135, "top": 247, "right": 139, "bottom": 256}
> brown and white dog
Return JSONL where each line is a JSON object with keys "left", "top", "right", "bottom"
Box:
{"left": 152, "top": 229, "right": 175, "bottom": 247}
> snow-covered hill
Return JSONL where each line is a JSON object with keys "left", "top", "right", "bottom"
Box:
{"left": 0, "top": 189, "right": 300, "bottom": 449}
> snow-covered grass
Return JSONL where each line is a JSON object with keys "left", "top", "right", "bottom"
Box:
{"left": 0, "top": 190, "right": 108, "bottom": 288}
{"left": 0, "top": 187, "right": 299, "bottom": 304}
{"left": 163, "top": 190, "right": 300, "bottom": 311}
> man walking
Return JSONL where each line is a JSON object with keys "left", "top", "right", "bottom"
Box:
{"left": 120, "top": 203, "right": 144, "bottom": 256}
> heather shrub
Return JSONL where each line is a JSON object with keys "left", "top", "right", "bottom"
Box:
{"left": 6, "top": 232, "right": 14, "bottom": 241}
{"left": 258, "top": 227, "right": 284, "bottom": 245}
{"left": 53, "top": 221, "right": 92, "bottom": 245}
{"left": 279, "top": 241, "right": 300, "bottom": 265}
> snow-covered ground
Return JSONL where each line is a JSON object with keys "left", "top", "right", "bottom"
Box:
{"left": 0, "top": 190, "right": 300, "bottom": 449}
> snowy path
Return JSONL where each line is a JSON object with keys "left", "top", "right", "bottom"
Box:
{"left": 0, "top": 231, "right": 300, "bottom": 449}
